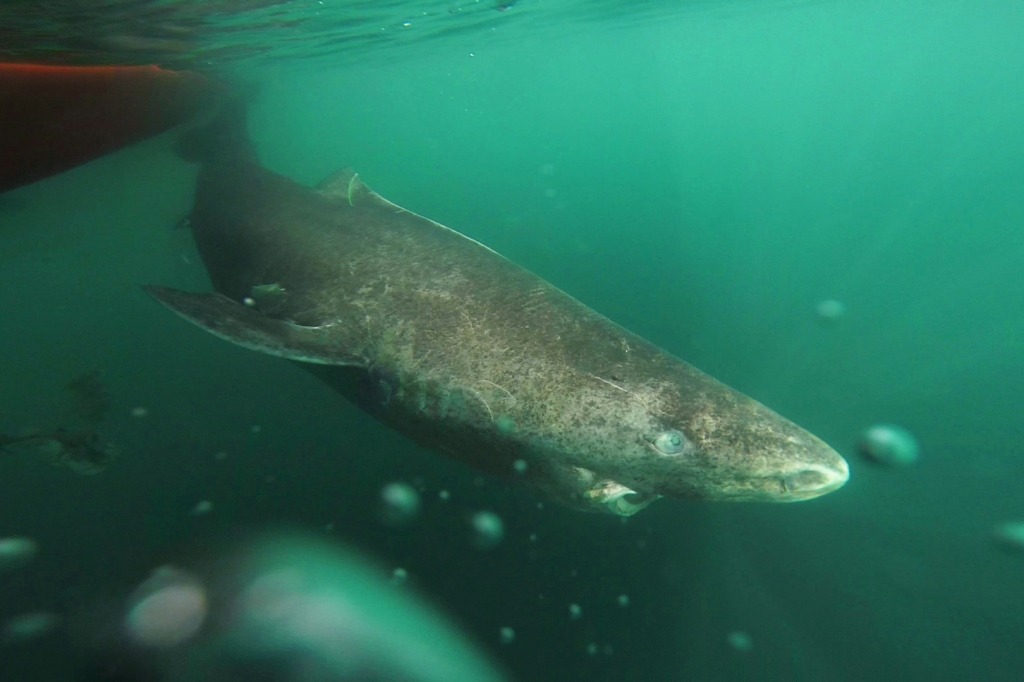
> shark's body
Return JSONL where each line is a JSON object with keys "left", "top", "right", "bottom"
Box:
{"left": 149, "top": 116, "right": 848, "bottom": 515}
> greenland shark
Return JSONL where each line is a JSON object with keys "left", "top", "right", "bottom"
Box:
{"left": 146, "top": 105, "right": 848, "bottom": 516}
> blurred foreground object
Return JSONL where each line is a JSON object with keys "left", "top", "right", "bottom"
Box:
{"left": 78, "top": 532, "right": 509, "bottom": 682}
{"left": 0, "top": 63, "right": 218, "bottom": 194}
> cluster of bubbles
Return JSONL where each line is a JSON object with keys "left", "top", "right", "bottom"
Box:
{"left": 816, "top": 297, "right": 1024, "bottom": 560}
{"left": 852, "top": 425, "right": 1024, "bottom": 550}
{"left": 379, "top": 481, "right": 506, "bottom": 550}
{"left": 812, "top": 298, "right": 1024, "bottom": 553}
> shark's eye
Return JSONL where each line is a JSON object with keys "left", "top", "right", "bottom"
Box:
{"left": 652, "top": 430, "right": 687, "bottom": 455}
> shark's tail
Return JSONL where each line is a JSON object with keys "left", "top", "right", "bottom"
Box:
{"left": 173, "top": 93, "right": 255, "bottom": 164}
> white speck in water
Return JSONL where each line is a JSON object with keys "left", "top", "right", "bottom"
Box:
{"left": 586, "top": 643, "right": 599, "bottom": 655}
{"left": 130, "top": 407, "right": 149, "bottom": 418}
{"left": 513, "top": 459, "right": 528, "bottom": 474}
{"left": 438, "top": 489, "right": 451, "bottom": 501}
{"left": 529, "top": 533, "right": 537, "bottom": 543}
{"left": 190, "top": 501, "right": 213, "bottom": 516}
{"left": 617, "top": 594, "right": 630, "bottom": 607}
{"left": 499, "top": 626, "right": 515, "bottom": 644}
{"left": 243, "top": 297, "right": 256, "bottom": 307}
{"left": 250, "top": 425, "right": 262, "bottom": 434}
{"left": 568, "top": 603, "right": 582, "bottom": 619}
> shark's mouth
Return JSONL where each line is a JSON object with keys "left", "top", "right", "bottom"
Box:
{"left": 584, "top": 480, "right": 662, "bottom": 516}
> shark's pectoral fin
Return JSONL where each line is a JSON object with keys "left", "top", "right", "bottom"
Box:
{"left": 143, "top": 286, "right": 363, "bottom": 366}
{"left": 316, "top": 168, "right": 404, "bottom": 212}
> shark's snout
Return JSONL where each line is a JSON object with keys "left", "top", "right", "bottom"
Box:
{"left": 781, "top": 457, "right": 849, "bottom": 500}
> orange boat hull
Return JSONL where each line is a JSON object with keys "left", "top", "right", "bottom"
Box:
{"left": 0, "top": 63, "right": 218, "bottom": 193}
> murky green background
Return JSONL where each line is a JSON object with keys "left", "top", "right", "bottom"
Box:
{"left": 2, "top": 0, "right": 1023, "bottom": 680}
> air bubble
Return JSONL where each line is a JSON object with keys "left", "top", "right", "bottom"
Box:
{"left": 470, "top": 511, "right": 504, "bottom": 550}
{"left": 727, "top": 630, "right": 753, "bottom": 652}
{"left": 815, "top": 299, "right": 846, "bottom": 322}
{"left": 858, "top": 424, "right": 919, "bottom": 467}
{"left": 0, "top": 537, "right": 37, "bottom": 571}
{"left": 381, "top": 482, "right": 421, "bottom": 525}
{"left": 4, "top": 612, "right": 60, "bottom": 644}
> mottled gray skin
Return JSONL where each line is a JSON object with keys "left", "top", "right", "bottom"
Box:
{"left": 148, "top": 132, "right": 848, "bottom": 515}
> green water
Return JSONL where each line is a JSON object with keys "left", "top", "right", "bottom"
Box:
{"left": 2, "top": 0, "right": 1024, "bottom": 680}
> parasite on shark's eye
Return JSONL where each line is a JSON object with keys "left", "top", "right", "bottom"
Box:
{"left": 652, "top": 429, "right": 687, "bottom": 455}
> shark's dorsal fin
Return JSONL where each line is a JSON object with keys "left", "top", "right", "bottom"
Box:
{"left": 143, "top": 286, "right": 364, "bottom": 367}
{"left": 316, "top": 168, "right": 404, "bottom": 211}
{"left": 317, "top": 168, "right": 501, "bottom": 256}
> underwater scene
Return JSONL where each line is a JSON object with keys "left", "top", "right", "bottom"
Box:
{"left": 1, "top": 0, "right": 1023, "bottom": 680}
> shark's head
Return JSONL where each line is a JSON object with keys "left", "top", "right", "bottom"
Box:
{"left": 639, "top": 385, "right": 849, "bottom": 503}
{"left": 553, "top": 355, "right": 849, "bottom": 514}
